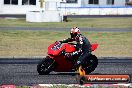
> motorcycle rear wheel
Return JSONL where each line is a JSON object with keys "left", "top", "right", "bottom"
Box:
{"left": 83, "top": 55, "right": 98, "bottom": 74}
{"left": 37, "top": 57, "right": 55, "bottom": 75}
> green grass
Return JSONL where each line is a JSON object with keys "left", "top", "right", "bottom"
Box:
{"left": 0, "top": 30, "right": 132, "bottom": 57}
{"left": 16, "top": 86, "right": 30, "bottom": 88}
{"left": 0, "top": 17, "right": 132, "bottom": 28}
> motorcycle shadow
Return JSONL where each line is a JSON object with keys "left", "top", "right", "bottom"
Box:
{"left": 49, "top": 72, "right": 79, "bottom": 76}
{"left": 38, "top": 72, "right": 101, "bottom": 76}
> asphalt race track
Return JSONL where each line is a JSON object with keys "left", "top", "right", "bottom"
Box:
{"left": 0, "top": 14, "right": 132, "bottom": 18}
{"left": 0, "top": 27, "right": 132, "bottom": 32}
{"left": 0, "top": 57, "right": 132, "bottom": 85}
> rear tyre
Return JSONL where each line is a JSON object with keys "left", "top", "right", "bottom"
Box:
{"left": 83, "top": 55, "right": 98, "bottom": 74}
{"left": 37, "top": 57, "right": 55, "bottom": 75}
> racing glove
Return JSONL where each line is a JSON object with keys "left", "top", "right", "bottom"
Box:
{"left": 59, "top": 41, "right": 62, "bottom": 44}
{"left": 72, "top": 49, "right": 82, "bottom": 56}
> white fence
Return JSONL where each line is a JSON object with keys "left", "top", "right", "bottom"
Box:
{"left": 59, "top": 6, "right": 132, "bottom": 15}
{"left": 0, "top": 5, "right": 132, "bottom": 15}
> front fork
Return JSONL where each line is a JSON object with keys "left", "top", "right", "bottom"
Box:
{"left": 47, "top": 59, "right": 55, "bottom": 70}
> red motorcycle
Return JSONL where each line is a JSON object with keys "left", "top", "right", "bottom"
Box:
{"left": 37, "top": 41, "right": 98, "bottom": 75}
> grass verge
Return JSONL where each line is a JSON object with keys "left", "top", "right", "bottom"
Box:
{"left": 0, "top": 30, "right": 132, "bottom": 57}
{"left": 0, "top": 17, "right": 132, "bottom": 28}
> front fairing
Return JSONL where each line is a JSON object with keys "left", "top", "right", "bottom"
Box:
{"left": 47, "top": 42, "right": 76, "bottom": 56}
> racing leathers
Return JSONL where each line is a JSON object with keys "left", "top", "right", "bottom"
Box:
{"left": 60, "top": 34, "right": 92, "bottom": 69}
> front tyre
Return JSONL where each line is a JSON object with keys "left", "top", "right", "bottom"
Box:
{"left": 83, "top": 55, "right": 98, "bottom": 74}
{"left": 37, "top": 57, "right": 55, "bottom": 75}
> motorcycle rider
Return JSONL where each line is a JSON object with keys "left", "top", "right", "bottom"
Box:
{"left": 60, "top": 27, "right": 92, "bottom": 70}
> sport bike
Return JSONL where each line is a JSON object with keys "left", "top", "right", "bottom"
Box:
{"left": 37, "top": 41, "right": 98, "bottom": 75}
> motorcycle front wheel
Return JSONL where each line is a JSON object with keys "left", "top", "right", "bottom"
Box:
{"left": 37, "top": 56, "right": 55, "bottom": 75}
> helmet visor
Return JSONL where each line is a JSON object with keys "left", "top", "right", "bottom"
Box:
{"left": 70, "top": 32, "right": 77, "bottom": 38}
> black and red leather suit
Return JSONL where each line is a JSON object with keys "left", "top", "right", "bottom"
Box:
{"left": 60, "top": 34, "right": 92, "bottom": 68}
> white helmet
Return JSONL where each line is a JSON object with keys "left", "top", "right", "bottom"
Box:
{"left": 70, "top": 27, "right": 80, "bottom": 38}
